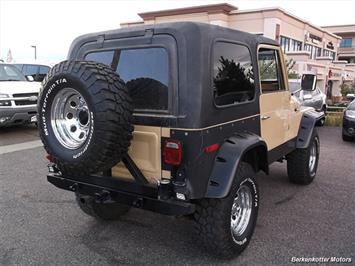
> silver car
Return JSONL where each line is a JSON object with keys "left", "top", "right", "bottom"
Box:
{"left": 289, "top": 78, "right": 327, "bottom": 126}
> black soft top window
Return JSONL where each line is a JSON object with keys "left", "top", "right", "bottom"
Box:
{"left": 86, "top": 47, "right": 169, "bottom": 111}
{"left": 213, "top": 41, "right": 255, "bottom": 107}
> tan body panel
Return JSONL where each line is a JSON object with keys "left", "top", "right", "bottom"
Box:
{"left": 112, "top": 125, "right": 169, "bottom": 183}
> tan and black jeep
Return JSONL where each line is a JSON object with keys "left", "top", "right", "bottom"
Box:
{"left": 38, "top": 22, "right": 322, "bottom": 259}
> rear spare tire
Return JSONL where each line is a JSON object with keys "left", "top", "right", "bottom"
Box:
{"left": 38, "top": 60, "right": 133, "bottom": 175}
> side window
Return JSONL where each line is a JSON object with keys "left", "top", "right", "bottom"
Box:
{"left": 258, "top": 48, "right": 285, "bottom": 92}
{"left": 37, "top": 66, "right": 50, "bottom": 81}
{"left": 23, "top": 64, "right": 38, "bottom": 78}
{"left": 213, "top": 42, "right": 255, "bottom": 106}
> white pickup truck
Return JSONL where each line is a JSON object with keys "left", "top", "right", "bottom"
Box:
{"left": 0, "top": 63, "right": 41, "bottom": 126}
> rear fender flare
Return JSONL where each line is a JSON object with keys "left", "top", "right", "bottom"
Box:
{"left": 205, "top": 132, "right": 268, "bottom": 198}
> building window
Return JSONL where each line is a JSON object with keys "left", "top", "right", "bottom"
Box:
{"left": 213, "top": 42, "right": 255, "bottom": 106}
{"left": 291, "top": 39, "right": 302, "bottom": 51}
{"left": 280, "top": 36, "right": 302, "bottom": 52}
{"left": 340, "top": 38, "right": 352, "bottom": 48}
{"left": 305, "top": 44, "right": 322, "bottom": 59}
{"left": 316, "top": 47, "right": 322, "bottom": 57}
{"left": 323, "top": 49, "right": 336, "bottom": 60}
{"left": 280, "top": 36, "right": 290, "bottom": 52}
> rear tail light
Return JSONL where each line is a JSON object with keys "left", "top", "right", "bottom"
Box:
{"left": 163, "top": 139, "right": 182, "bottom": 166}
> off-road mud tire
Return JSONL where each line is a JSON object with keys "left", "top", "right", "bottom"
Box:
{"left": 287, "top": 130, "right": 320, "bottom": 185}
{"left": 193, "top": 162, "right": 259, "bottom": 259}
{"left": 38, "top": 60, "right": 133, "bottom": 175}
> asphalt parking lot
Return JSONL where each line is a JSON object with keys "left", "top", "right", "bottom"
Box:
{"left": 0, "top": 126, "right": 354, "bottom": 265}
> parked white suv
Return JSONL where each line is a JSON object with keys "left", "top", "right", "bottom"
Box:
{"left": 0, "top": 63, "right": 41, "bottom": 126}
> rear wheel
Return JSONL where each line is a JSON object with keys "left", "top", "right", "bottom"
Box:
{"left": 287, "top": 130, "right": 320, "bottom": 185}
{"left": 193, "top": 162, "right": 259, "bottom": 259}
{"left": 76, "top": 194, "right": 130, "bottom": 220}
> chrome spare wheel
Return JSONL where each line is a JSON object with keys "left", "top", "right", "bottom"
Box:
{"left": 51, "top": 88, "right": 91, "bottom": 149}
{"left": 309, "top": 140, "right": 317, "bottom": 173}
{"left": 231, "top": 184, "right": 253, "bottom": 241}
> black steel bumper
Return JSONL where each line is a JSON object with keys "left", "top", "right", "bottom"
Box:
{"left": 47, "top": 173, "right": 195, "bottom": 216}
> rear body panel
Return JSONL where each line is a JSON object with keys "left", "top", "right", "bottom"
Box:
{"left": 112, "top": 125, "right": 164, "bottom": 183}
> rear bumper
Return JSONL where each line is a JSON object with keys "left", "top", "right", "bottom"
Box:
{"left": 47, "top": 173, "right": 195, "bottom": 216}
{"left": 0, "top": 106, "right": 37, "bottom": 126}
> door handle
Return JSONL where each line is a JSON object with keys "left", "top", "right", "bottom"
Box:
{"left": 261, "top": 115, "right": 270, "bottom": 120}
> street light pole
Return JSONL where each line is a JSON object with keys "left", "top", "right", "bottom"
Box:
{"left": 31, "top": 45, "right": 37, "bottom": 60}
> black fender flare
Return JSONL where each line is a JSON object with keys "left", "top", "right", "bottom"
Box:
{"left": 296, "top": 110, "right": 322, "bottom": 149}
{"left": 205, "top": 132, "right": 268, "bottom": 198}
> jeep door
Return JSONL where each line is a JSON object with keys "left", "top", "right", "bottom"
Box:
{"left": 258, "top": 46, "right": 290, "bottom": 150}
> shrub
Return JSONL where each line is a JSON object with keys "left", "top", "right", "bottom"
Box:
{"left": 340, "top": 83, "right": 355, "bottom": 97}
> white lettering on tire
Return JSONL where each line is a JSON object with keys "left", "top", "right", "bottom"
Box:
{"left": 41, "top": 78, "right": 67, "bottom": 136}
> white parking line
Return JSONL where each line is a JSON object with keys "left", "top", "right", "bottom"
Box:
{"left": 0, "top": 140, "right": 43, "bottom": 155}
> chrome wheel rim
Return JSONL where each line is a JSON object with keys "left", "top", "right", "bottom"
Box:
{"left": 231, "top": 184, "right": 253, "bottom": 241}
{"left": 309, "top": 141, "right": 317, "bottom": 173}
{"left": 51, "top": 88, "right": 91, "bottom": 150}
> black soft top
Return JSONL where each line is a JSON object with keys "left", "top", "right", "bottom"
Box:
{"left": 68, "top": 21, "right": 277, "bottom": 58}
{"left": 68, "top": 22, "right": 279, "bottom": 129}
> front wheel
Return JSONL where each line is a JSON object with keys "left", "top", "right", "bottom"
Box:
{"left": 193, "top": 162, "right": 259, "bottom": 259}
{"left": 287, "top": 131, "right": 320, "bottom": 185}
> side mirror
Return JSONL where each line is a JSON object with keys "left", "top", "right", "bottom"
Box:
{"left": 26, "top": 75, "right": 34, "bottom": 82}
{"left": 301, "top": 74, "right": 317, "bottom": 91}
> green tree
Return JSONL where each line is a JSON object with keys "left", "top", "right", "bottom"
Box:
{"left": 340, "top": 83, "right": 355, "bottom": 96}
{"left": 259, "top": 58, "right": 300, "bottom": 80}
{"left": 286, "top": 58, "right": 299, "bottom": 79}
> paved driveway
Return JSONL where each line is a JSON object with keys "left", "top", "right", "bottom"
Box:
{"left": 0, "top": 126, "right": 354, "bottom": 265}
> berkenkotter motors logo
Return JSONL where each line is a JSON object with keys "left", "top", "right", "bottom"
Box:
{"left": 291, "top": 257, "right": 352, "bottom": 263}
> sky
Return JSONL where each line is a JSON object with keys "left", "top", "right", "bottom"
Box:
{"left": 0, "top": 0, "right": 354, "bottom": 63}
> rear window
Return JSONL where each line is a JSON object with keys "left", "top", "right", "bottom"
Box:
{"left": 85, "top": 47, "right": 169, "bottom": 111}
